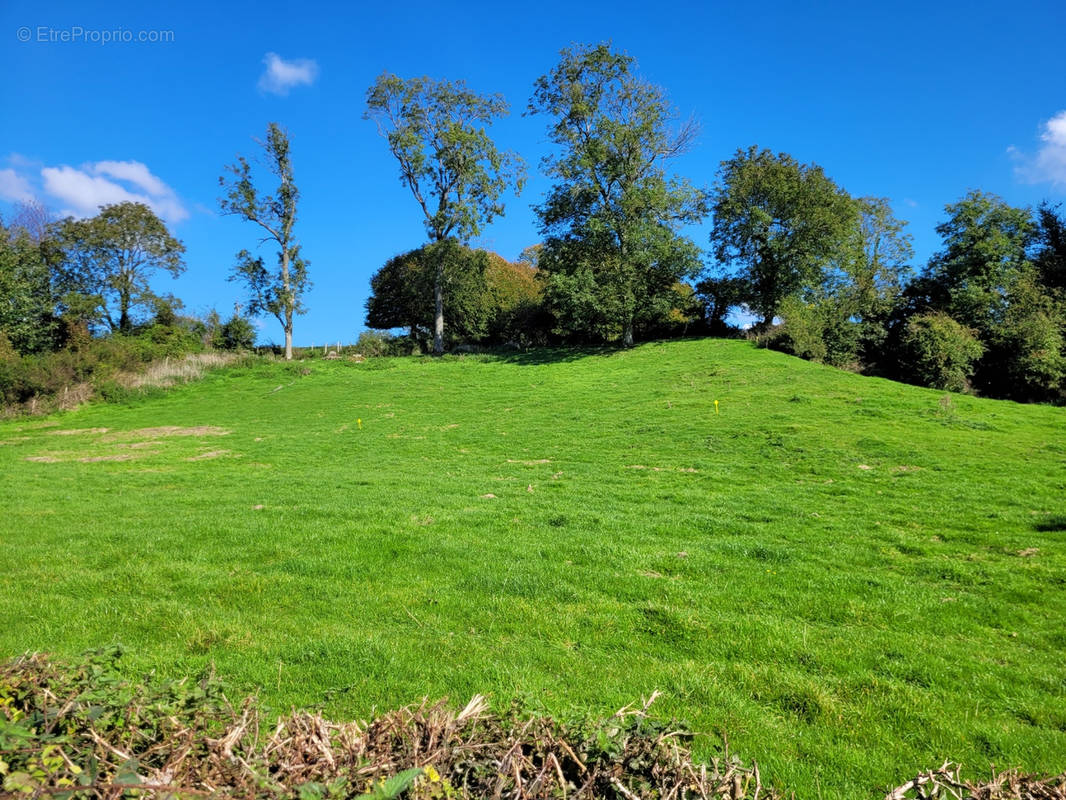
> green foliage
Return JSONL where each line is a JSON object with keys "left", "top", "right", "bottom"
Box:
{"left": 483, "top": 252, "right": 544, "bottom": 344}
{"left": 530, "top": 43, "right": 707, "bottom": 346}
{"left": 0, "top": 646, "right": 230, "bottom": 796}
{"left": 709, "top": 147, "right": 858, "bottom": 326}
{"left": 899, "top": 311, "right": 984, "bottom": 391}
{"left": 926, "top": 190, "right": 1035, "bottom": 337}
{"left": 0, "top": 326, "right": 205, "bottom": 410}
{"left": 911, "top": 191, "right": 1066, "bottom": 400}
{"left": 365, "top": 73, "right": 524, "bottom": 354}
{"left": 220, "top": 123, "right": 310, "bottom": 360}
{"left": 366, "top": 244, "right": 542, "bottom": 348}
{"left": 366, "top": 242, "right": 490, "bottom": 347}
{"left": 983, "top": 275, "right": 1065, "bottom": 402}
{"left": 695, "top": 275, "right": 748, "bottom": 334}
{"left": 0, "top": 221, "right": 60, "bottom": 355}
{"left": 214, "top": 315, "right": 257, "bottom": 351}
{"left": 352, "top": 330, "right": 419, "bottom": 358}
{"left": 53, "top": 202, "right": 186, "bottom": 335}
{"left": 1033, "top": 201, "right": 1066, "bottom": 294}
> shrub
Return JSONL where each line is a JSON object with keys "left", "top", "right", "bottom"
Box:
{"left": 214, "top": 315, "right": 257, "bottom": 351}
{"left": 899, "top": 312, "right": 984, "bottom": 392}
{"left": 0, "top": 325, "right": 213, "bottom": 414}
{"left": 353, "top": 330, "right": 419, "bottom": 357}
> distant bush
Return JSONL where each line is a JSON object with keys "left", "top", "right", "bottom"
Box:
{"left": 353, "top": 330, "right": 420, "bottom": 357}
{"left": 213, "top": 315, "right": 257, "bottom": 351}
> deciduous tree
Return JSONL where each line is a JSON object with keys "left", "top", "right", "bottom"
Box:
{"left": 220, "top": 123, "right": 308, "bottom": 360}
{"left": 365, "top": 74, "right": 523, "bottom": 354}
{"left": 529, "top": 43, "right": 706, "bottom": 346}
{"left": 709, "top": 147, "right": 857, "bottom": 328}
{"left": 54, "top": 202, "right": 185, "bottom": 335}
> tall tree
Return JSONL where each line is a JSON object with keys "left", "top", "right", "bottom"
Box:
{"left": 54, "top": 202, "right": 185, "bottom": 334}
{"left": 709, "top": 147, "right": 857, "bottom": 328}
{"left": 529, "top": 43, "right": 706, "bottom": 346}
{"left": 365, "top": 74, "right": 523, "bottom": 354}
{"left": 220, "top": 122, "right": 309, "bottom": 360}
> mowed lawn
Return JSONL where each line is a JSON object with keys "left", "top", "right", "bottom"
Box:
{"left": 1, "top": 338, "right": 1063, "bottom": 797}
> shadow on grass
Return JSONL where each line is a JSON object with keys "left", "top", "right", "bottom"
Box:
{"left": 1033, "top": 515, "right": 1066, "bottom": 532}
{"left": 484, "top": 337, "right": 729, "bottom": 366}
{"left": 490, "top": 345, "right": 622, "bottom": 366}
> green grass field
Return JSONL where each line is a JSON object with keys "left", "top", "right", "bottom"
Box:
{"left": 1, "top": 338, "right": 1063, "bottom": 797}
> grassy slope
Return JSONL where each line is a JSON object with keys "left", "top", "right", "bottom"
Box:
{"left": 1, "top": 338, "right": 1063, "bottom": 798}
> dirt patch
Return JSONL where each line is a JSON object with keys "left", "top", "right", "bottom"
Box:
{"left": 507, "top": 458, "right": 552, "bottom": 464}
{"left": 49, "top": 427, "right": 109, "bottom": 436}
{"left": 115, "top": 441, "right": 162, "bottom": 449}
{"left": 1017, "top": 547, "right": 1040, "bottom": 557}
{"left": 25, "top": 455, "right": 61, "bottom": 463}
{"left": 185, "top": 450, "right": 231, "bottom": 461}
{"left": 857, "top": 464, "right": 873, "bottom": 470}
{"left": 79, "top": 454, "right": 134, "bottom": 463}
{"left": 480, "top": 493, "right": 497, "bottom": 499}
{"left": 893, "top": 465, "right": 922, "bottom": 472}
{"left": 109, "top": 426, "right": 230, "bottom": 440}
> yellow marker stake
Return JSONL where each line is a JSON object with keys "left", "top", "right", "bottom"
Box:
{"left": 714, "top": 400, "right": 719, "bottom": 414}
{"left": 357, "top": 418, "right": 362, "bottom": 429}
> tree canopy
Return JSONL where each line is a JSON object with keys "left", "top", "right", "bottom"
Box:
{"left": 54, "top": 202, "right": 185, "bottom": 335}
{"left": 365, "top": 245, "right": 540, "bottom": 348}
{"left": 709, "top": 147, "right": 857, "bottom": 328}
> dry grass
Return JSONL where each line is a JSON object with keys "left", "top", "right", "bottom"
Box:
{"left": 885, "top": 762, "right": 1066, "bottom": 799}
{"left": 1, "top": 352, "right": 241, "bottom": 419}
{"left": 118, "top": 352, "right": 239, "bottom": 390}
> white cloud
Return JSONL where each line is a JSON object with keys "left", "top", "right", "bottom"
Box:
{"left": 39, "top": 161, "right": 188, "bottom": 223}
{"left": 94, "top": 160, "right": 172, "bottom": 197}
{"left": 258, "top": 52, "right": 319, "bottom": 96}
{"left": 1013, "top": 110, "right": 1066, "bottom": 189}
{"left": 0, "top": 168, "right": 34, "bottom": 203}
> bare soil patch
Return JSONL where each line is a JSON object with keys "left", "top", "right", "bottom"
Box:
{"left": 185, "top": 449, "right": 231, "bottom": 461}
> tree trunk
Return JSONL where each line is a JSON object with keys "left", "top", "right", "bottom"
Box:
{"left": 281, "top": 248, "right": 294, "bottom": 360}
{"left": 433, "top": 259, "right": 444, "bottom": 355}
{"left": 119, "top": 288, "right": 131, "bottom": 334}
{"left": 622, "top": 321, "right": 634, "bottom": 348}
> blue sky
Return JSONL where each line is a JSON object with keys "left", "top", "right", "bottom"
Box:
{"left": 2, "top": 0, "right": 1065, "bottom": 345}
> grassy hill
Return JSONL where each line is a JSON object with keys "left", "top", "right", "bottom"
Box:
{"left": 1, "top": 338, "right": 1063, "bottom": 798}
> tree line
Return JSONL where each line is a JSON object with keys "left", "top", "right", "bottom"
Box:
{"left": 2, "top": 42, "right": 1064, "bottom": 405}
{"left": 364, "top": 42, "right": 1066, "bottom": 403}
